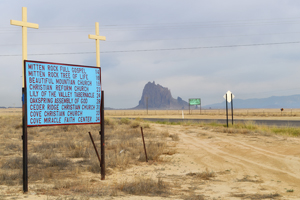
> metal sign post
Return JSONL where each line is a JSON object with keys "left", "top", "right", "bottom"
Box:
{"left": 22, "top": 87, "right": 28, "bottom": 192}
{"left": 100, "top": 90, "right": 105, "bottom": 180}
{"left": 224, "top": 91, "right": 234, "bottom": 127}
{"left": 231, "top": 93, "right": 234, "bottom": 125}
{"left": 226, "top": 94, "right": 228, "bottom": 127}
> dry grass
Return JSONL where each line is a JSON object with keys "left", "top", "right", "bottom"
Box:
{"left": 1, "top": 108, "right": 285, "bottom": 199}
{"left": 204, "top": 121, "right": 300, "bottom": 137}
{"left": 104, "top": 108, "right": 300, "bottom": 117}
{"left": 117, "top": 177, "right": 169, "bottom": 196}
{"left": 231, "top": 193, "right": 281, "bottom": 199}
{"left": 183, "top": 194, "right": 205, "bottom": 200}
{"left": 186, "top": 170, "right": 216, "bottom": 180}
{"left": 0, "top": 112, "right": 170, "bottom": 197}
{"left": 170, "top": 133, "right": 180, "bottom": 141}
{"left": 237, "top": 175, "right": 264, "bottom": 183}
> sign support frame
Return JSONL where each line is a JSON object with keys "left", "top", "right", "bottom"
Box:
{"left": 23, "top": 60, "right": 102, "bottom": 191}
{"left": 22, "top": 86, "right": 28, "bottom": 192}
{"left": 226, "top": 94, "right": 228, "bottom": 127}
{"left": 231, "top": 93, "right": 234, "bottom": 125}
{"left": 189, "top": 98, "right": 201, "bottom": 115}
{"left": 224, "top": 91, "right": 234, "bottom": 127}
{"left": 100, "top": 90, "right": 105, "bottom": 180}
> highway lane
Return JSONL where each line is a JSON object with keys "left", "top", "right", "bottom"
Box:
{"left": 139, "top": 118, "right": 300, "bottom": 127}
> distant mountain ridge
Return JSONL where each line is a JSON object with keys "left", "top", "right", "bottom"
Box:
{"left": 134, "top": 81, "right": 189, "bottom": 109}
{"left": 203, "top": 94, "right": 300, "bottom": 109}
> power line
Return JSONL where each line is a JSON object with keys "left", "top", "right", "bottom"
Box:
{"left": 103, "top": 41, "right": 300, "bottom": 53}
{"left": 3, "top": 17, "right": 300, "bottom": 33}
{"left": 1, "top": 41, "right": 300, "bottom": 57}
{"left": 4, "top": 16, "right": 300, "bottom": 28}
{"left": 2, "top": 31, "right": 300, "bottom": 47}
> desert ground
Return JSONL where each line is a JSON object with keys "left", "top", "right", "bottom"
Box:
{"left": 1, "top": 108, "right": 300, "bottom": 199}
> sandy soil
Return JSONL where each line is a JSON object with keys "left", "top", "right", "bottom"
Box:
{"left": 114, "top": 123, "right": 300, "bottom": 199}
{"left": 2, "top": 123, "right": 300, "bottom": 199}
{"left": 163, "top": 124, "right": 300, "bottom": 199}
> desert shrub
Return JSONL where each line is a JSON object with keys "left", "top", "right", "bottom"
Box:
{"left": 0, "top": 171, "right": 22, "bottom": 186}
{"left": 28, "top": 169, "right": 45, "bottom": 181}
{"left": 14, "top": 123, "right": 22, "bottom": 129}
{"left": 120, "top": 128, "right": 141, "bottom": 140}
{"left": 236, "top": 175, "right": 263, "bottom": 183}
{"left": 231, "top": 193, "right": 280, "bottom": 199}
{"left": 46, "top": 157, "right": 71, "bottom": 170}
{"left": 142, "top": 123, "right": 150, "bottom": 128}
{"left": 1, "top": 157, "right": 22, "bottom": 169}
{"left": 141, "top": 141, "right": 165, "bottom": 161}
{"left": 28, "top": 155, "right": 44, "bottom": 165}
{"left": 130, "top": 121, "right": 140, "bottom": 128}
{"left": 60, "top": 125, "right": 78, "bottom": 132}
{"left": 33, "top": 142, "right": 63, "bottom": 152}
{"left": 70, "top": 146, "right": 91, "bottom": 158}
{"left": 119, "top": 118, "right": 130, "bottom": 125}
{"left": 134, "top": 117, "right": 143, "bottom": 121}
{"left": 87, "top": 159, "right": 100, "bottom": 173}
{"left": 270, "top": 126, "right": 300, "bottom": 137}
{"left": 186, "top": 170, "right": 216, "bottom": 180}
{"left": 53, "top": 180, "right": 81, "bottom": 190}
{"left": 159, "top": 130, "right": 169, "bottom": 137}
{"left": 183, "top": 194, "right": 205, "bottom": 200}
{"left": 106, "top": 151, "right": 131, "bottom": 169}
{"left": 5, "top": 143, "right": 21, "bottom": 151}
{"left": 170, "top": 133, "right": 179, "bottom": 141}
{"left": 118, "top": 177, "right": 169, "bottom": 196}
{"left": 233, "top": 121, "right": 258, "bottom": 130}
{"left": 105, "top": 117, "right": 116, "bottom": 126}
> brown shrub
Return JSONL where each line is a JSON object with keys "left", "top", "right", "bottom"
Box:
{"left": 186, "top": 170, "right": 216, "bottom": 180}
{"left": 0, "top": 170, "right": 22, "bottom": 186}
{"left": 117, "top": 177, "right": 169, "bottom": 196}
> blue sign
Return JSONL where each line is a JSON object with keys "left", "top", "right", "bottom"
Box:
{"left": 24, "top": 60, "right": 101, "bottom": 127}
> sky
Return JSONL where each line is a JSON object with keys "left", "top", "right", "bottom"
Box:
{"left": 2, "top": 0, "right": 300, "bottom": 108}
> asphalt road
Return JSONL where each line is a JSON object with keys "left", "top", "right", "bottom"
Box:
{"left": 139, "top": 118, "right": 300, "bottom": 127}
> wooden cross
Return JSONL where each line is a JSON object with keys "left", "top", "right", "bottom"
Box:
{"left": 10, "top": 7, "right": 39, "bottom": 87}
{"left": 88, "top": 22, "right": 106, "bottom": 67}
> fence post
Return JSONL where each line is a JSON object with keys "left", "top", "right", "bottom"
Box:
{"left": 140, "top": 127, "right": 148, "bottom": 162}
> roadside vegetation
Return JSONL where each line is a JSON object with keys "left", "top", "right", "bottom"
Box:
{"left": 0, "top": 114, "right": 172, "bottom": 197}
{"left": 152, "top": 120, "right": 300, "bottom": 137}
{"left": 204, "top": 121, "right": 300, "bottom": 137}
{"left": 105, "top": 109, "right": 300, "bottom": 117}
{"left": 0, "top": 109, "right": 294, "bottom": 199}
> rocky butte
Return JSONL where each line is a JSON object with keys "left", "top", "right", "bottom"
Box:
{"left": 134, "top": 81, "right": 188, "bottom": 110}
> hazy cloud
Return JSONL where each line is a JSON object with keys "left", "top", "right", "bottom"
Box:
{"left": 2, "top": 0, "right": 300, "bottom": 108}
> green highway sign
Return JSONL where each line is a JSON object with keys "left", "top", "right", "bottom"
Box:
{"left": 189, "top": 98, "right": 201, "bottom": 105}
